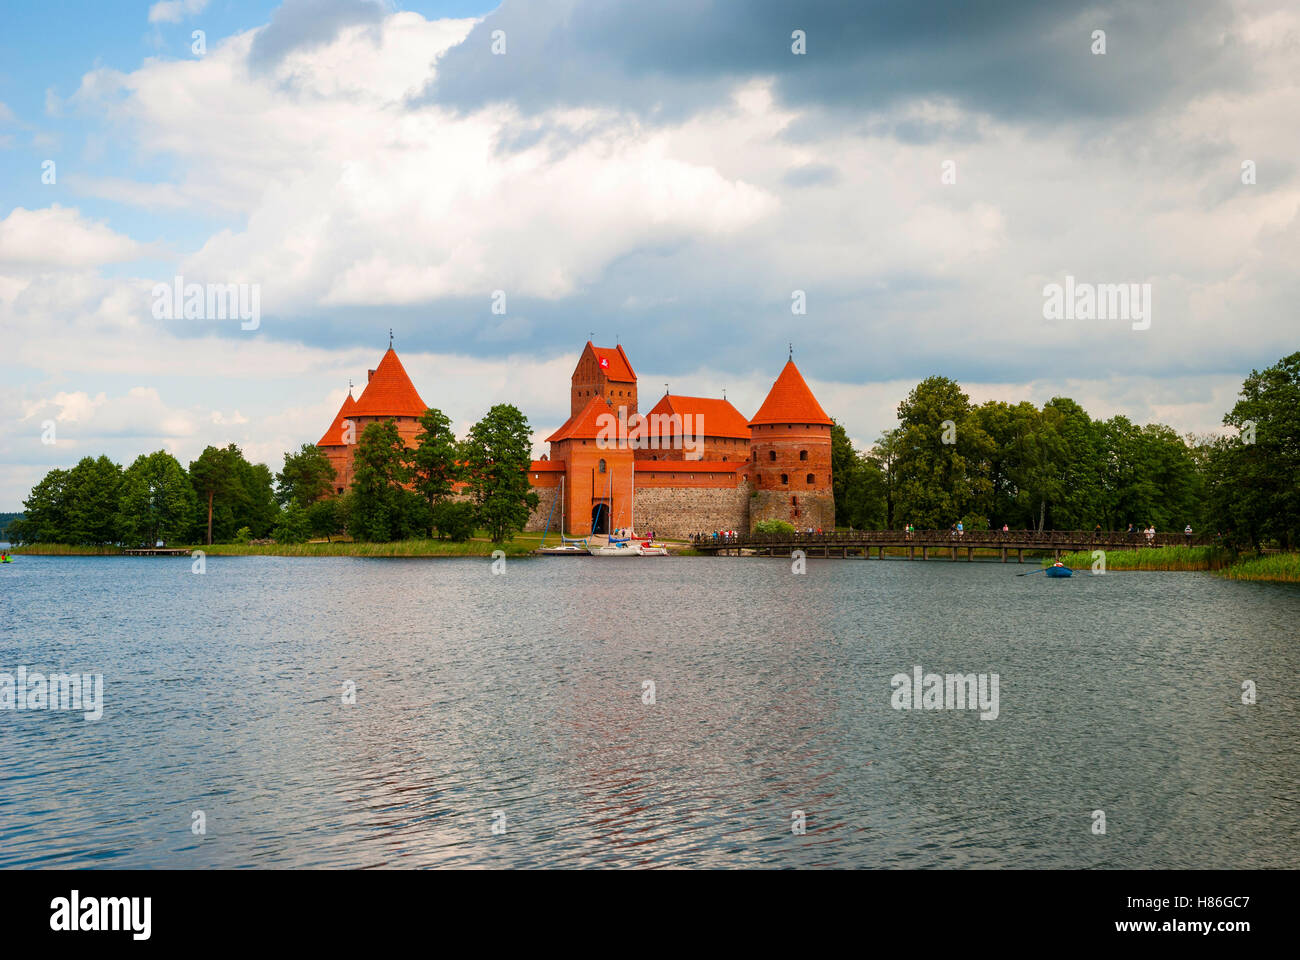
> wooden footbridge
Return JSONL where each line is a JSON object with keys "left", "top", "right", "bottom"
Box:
{"left": 691, "top": 529, "right": 1212, "bottom": 561}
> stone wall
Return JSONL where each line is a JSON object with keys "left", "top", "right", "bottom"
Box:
{"left": 633, "top": 482, "right": 752, "bottom": 538}
{"left": 750, "top": 488, "right": 834, "bottom": 531}
{"left": 523, "top": 483, "right": 562, "bottom": 533}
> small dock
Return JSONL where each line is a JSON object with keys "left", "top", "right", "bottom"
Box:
{"left": 123, "top": 547, "right": 193, "bottom": 556}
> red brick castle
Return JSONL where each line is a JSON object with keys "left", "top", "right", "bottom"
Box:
{"left": 315, "top": 340, "right": 834, "bottom": 536}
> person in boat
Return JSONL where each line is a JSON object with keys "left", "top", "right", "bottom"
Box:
{"left": 1052, "top": 560, "right": 1066, "bottom": 568}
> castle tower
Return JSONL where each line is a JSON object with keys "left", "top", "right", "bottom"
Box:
{"left": 571, "top": 342, "right": 637, "bottom": 418}
{"left": 350, "top": 346, "right": 428, "bottom": 447}
{"left": 748, "top": 358, "right": 834, "bottom": 529}
{"left": 317, "top": 389, "right": 357, "bottom": 494}
{"left": 314, "top": 344, "right": 428, "bottom": 496}
{"left": 545, "top": 395, "right": 635, "bottom": 536}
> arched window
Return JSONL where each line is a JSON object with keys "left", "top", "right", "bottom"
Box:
{"left": 799, "top": 450, "right": 808, "bottom": 461}
{"left": 598, "top": 458, "right": 606, "bottom": 473}
{"left": 768, "top": 450, "right": 776, "bottom": 461}
{"left": 780, "top": 473, "right": 789, "bottom": 484}
{"left": 806, "top": 473, "right": 815, "bottom": 484}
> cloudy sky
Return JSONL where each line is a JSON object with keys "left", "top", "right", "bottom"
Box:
{"left": 1, "top": 0, "right": 1296, "bottom": 509}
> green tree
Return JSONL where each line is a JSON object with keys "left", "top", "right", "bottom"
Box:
{"left": 1207, "top": 352, "right": 1300, "bottom": 549}
{"left": 410, "top": 408, "right": 462, "bottom": 534}
{"left": 306, "top": 497, "right": 343, "bottom": 542}
{"left": 462, "top": 404, "right": 539, "bottom": 543}
{"left": 431, "top": 500, "right": 477, "bottom": 541}
{"left": 276, "top": 444, "right": 336, "bottom": 508}
{"left": 189, "top": 445, "right": 239, "bottom": 545}
{"left": 272, "top": 503, "right": 311, "bottom": 544}
{"left": 116, "top": 451, "right": 199, "bottom": 546}
{"left": 893, "top": 377, "right": 992, "bottom": 528}
{"left": 14, "top": 468, "right": 72, "bottom": 543}
{"left": 65, "top": 456, "right": 124, "bottom": 544}
{"left": 349, "top": 420, "right": 413, "bottom": 541}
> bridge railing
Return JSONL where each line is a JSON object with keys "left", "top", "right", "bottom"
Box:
{"left": 690, "top": 529, "right": 1214, "bottom": 548}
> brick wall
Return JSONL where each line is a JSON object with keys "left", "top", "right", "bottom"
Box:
{"left": 633, "top": 482, "right": 752, "bottom": 538}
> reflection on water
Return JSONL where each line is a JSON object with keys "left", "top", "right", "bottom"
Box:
{"left": 1, "top": 554, "right": 1297, "bottom": 868}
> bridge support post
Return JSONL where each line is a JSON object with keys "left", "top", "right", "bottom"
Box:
{"left": 1001, "top": 547, "right": 1007, "bottom": 562}
{"left": 966, "top": 547, "right": 973, "bottom": 561}
{"left": 1017, "top": 549, "right": 1023, "bottom": 563}
{"left": 879, "top": 545, "right": 885, "bottom": 560}
{"left": 922, "top": 546, "right": 928, "bottom": 560}
{"left": 950, "top": 546, "right": 956, "bottom": 561}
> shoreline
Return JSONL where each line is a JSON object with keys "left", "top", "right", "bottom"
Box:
{"left": 1053, "top": 546, "right": 1300, "bottom": 583}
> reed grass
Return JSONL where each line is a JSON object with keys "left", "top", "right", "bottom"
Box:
{"left": 1217, "top": 552, "right": 1300, "bottom": 583}
{"left": 8, "top": 543, "right": 123, "bottom": 555}
{"left": 1054, "top": 545, "right": 1230, "bottom": 571}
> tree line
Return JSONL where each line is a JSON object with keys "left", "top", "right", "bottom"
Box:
{"left": 8, "top": 403, "right": 539, "bottom": 547}
{"left": 831, "top": 351, "right": 1299, "bottom": 550}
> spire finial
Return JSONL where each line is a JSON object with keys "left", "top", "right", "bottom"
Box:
{"left": 664, "top": 383, "right": 669, "bottom": 396}
{"left": 348, "top": 378, "right": 353, "bottom": 395}
{"left": 789, "top": 342, "right": 793, "bottom": 360}
{"left": 389, "top": 328, "right": 394, "bottom": 349}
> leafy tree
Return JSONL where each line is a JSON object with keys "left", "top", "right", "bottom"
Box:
{"left": 431, "top": 500, "right": 477, "bottom": 541}
{"left": 349, "top": 420, "right": 414, "bottom": 541}
{"left": 116, "top": 451, "right": 199, "bottom": 546}
{"left": 236, "top": 459, "right": 279, "bottom": 538}
{"left": 306, "top": 497, "right": 342, "bottom": 542}
{"left": 65, "top": 456, "right": 124, "bottom": 545}
{"left": 410, "top": 408, "right": 463, "bottom": 533}
{"left": 461, "top": 404, "right": 539, "bottom": 543}
{"left": 14, "top": 468, "right": 72, "bottom": 543}
{"left": 753, "top": 518, "right": 796, "bottom": 535}
{"left": 1206, "top": 352, "right": 1300, "bottom": 549}
{"left": 893, "top": 377, "right": 993, "bottom": 528}
{"left": 272, "top": 504, "right": 311, "bottom": 544}
{"left": 189, "top": 445, "right": 239, "bottom": 545}
{"left": 276, "top": 444, "right": 336, "bottom": 508}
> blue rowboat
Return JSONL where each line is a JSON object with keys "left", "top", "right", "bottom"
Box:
{"left": 1045, "top": 564, "right": 1073, "bottom": 578}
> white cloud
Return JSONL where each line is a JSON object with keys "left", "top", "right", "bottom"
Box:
{"left": 0, "top": 205, "right": 147, "bottom": 268}
{"left": 148, "top": 0, "right": 208, "bottom": 25}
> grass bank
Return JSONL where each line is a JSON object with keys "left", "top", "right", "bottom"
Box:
{"left": 8, "top": 543, "right": 124, "bottom": 555}
{"left": 1054, "top": 545, "right": 1231, "bottom": 571}
{"left": 1216, "top": 552, "right": 1300, "bottom": 583}
{"left": 11, "top": 533, "right": 540, "bottom": 558}
{"left": 1054, "top": 545, "right": 1300, "bottom": 583}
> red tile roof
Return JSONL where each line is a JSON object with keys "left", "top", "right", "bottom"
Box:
{"left": 351, "top": 348, "right": 427, "bottom": 419}
{"left": 645, "top": 394, "right": 751, "bottom": 439}
{"left": 588, "top": 342, "right": 636, "bottom": 383}
{"left": 545, "top": 395, "right": 617, "bottom": 442}
{"left": 749, "top": 360, "right": 832, "bottom": 426}
{"left": 317, "top": 392, "right": 357, "bottom": 447}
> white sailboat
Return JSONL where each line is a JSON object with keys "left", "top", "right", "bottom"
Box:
{"left": 629, "top": 474, "right": 668, "bottom": 555}
{"left": 536, "top": 475, "right": 590, "bottom": 555}
{"left": 589, "top": 467, "right": 641, "bottom": 557}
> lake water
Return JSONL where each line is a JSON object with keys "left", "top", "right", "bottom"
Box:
{"left": 2, "top": 553, "right": 1297, "bottom": 868}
